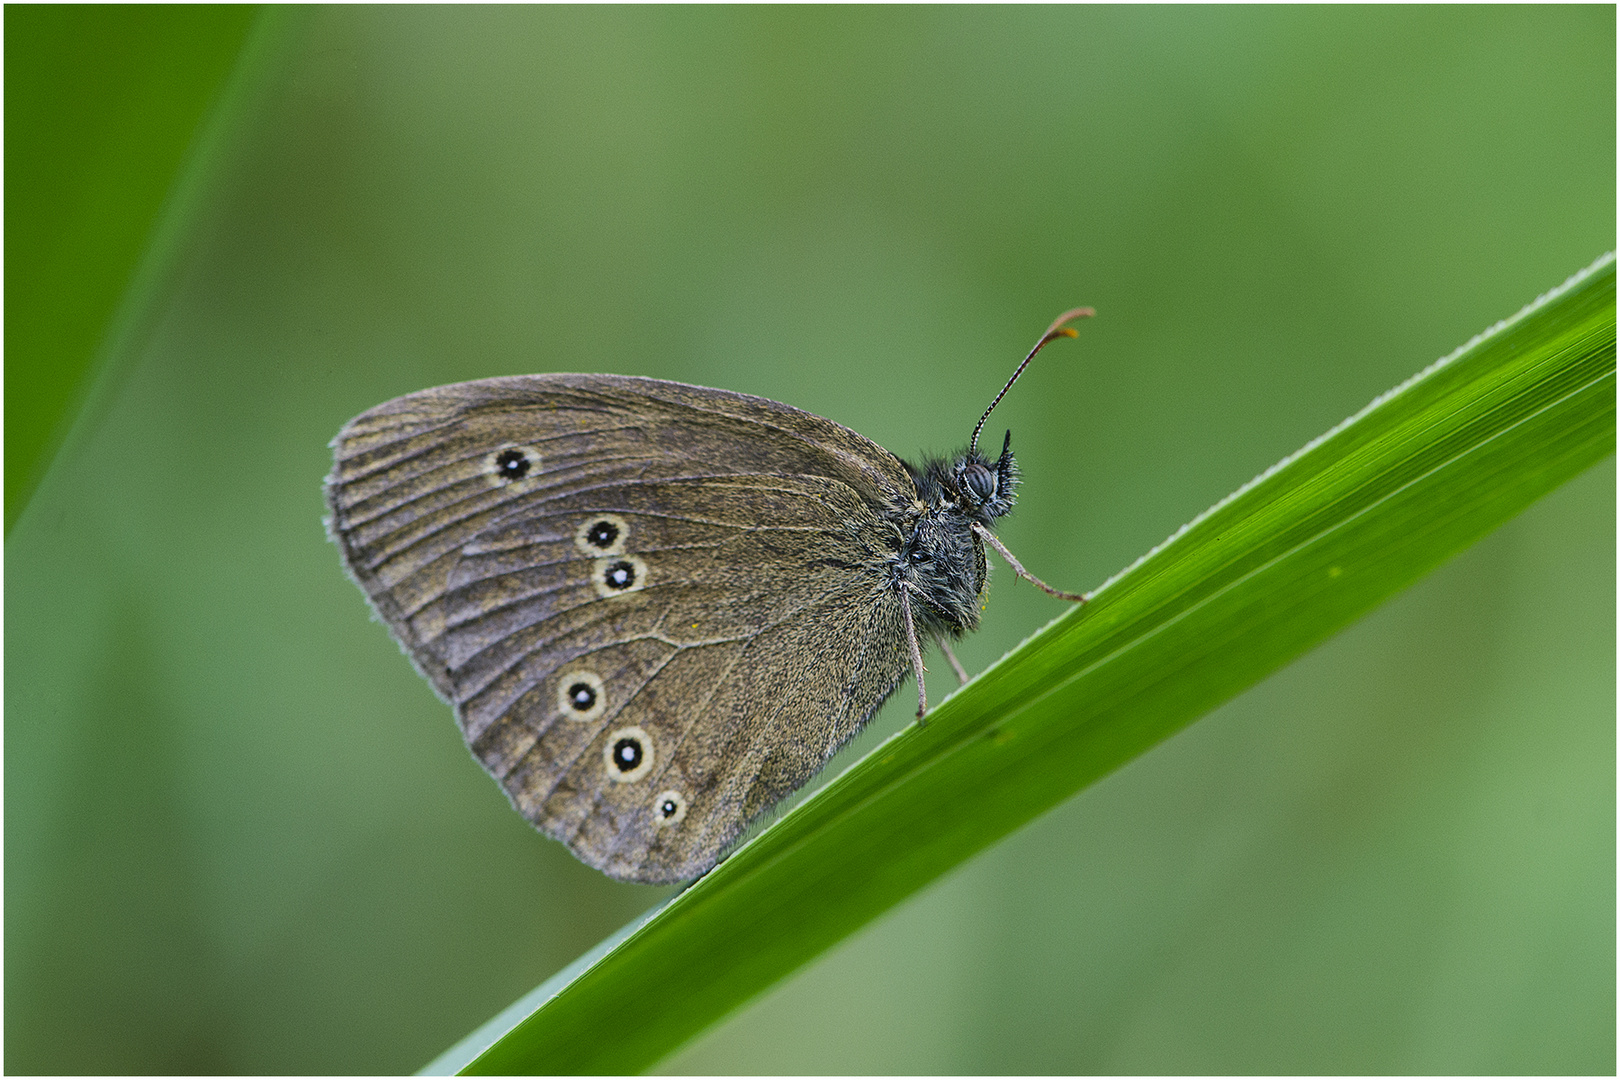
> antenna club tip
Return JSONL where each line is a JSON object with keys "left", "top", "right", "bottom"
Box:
{"left": 1044, "top": 306, "right": 1095, "bottom": 337}
{"left": 971, "top": 307, "right": 1095, "bottom": 453}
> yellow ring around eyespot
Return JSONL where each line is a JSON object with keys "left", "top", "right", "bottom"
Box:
{"left": 603, "top": 725, "right": 654, "bottom": 783}
{"left": 653, "top": 789, "right": 687, "bottom": 827}
{"left": 481, "top": 444, "right": 542, "bottom": 490}
{"left": 593, "top": 554, "right": 648, "bottom": 598}
{"left": 555, "top": 670, "right": 606, "bottom": 722}
{"left": 574, "top": 513, "right": 629, "bottom": 557}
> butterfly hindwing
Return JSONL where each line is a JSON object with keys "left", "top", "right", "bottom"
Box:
{"left": 440, "top": 474, "right": 912, "bottom": 880}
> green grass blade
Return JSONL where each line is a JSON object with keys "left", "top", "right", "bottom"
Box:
{"left": 437, "top": 254, "right": 1616, "bottom": 1076}
{"left": 4, "top": 6, "right": 263, "bottom": 532}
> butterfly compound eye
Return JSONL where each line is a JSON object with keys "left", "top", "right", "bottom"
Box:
{"left": 603, "top": 726, "right": 655, "bottom": 783}
{"left": 961, "top": 462, "right": 997, "bottom": 503}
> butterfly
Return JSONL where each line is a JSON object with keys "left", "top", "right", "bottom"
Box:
{"left": 324, "top": 309, "right": 1091, "bottom": 883}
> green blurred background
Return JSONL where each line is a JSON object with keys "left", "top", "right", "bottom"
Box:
{"left": 6, "top": 7, "right": 1613, "bottom": 1074}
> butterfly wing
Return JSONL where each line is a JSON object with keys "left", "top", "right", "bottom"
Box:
{"left": 325, "top": 374, "right": 919, "bottom": 882}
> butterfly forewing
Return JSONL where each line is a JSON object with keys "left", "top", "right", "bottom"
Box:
{"left": 326, "top": 374, "right": 917, "bottom": 882}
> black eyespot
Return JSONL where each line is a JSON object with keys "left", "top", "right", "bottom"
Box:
{"left": 575, "top": 514, "right": 628, "bottom": 557}
{"left": 557, "top": 670, "right": 605, "bottom": 721}
{"left": 494, "top": 448, "right": 530, "bottom": 480}
{"left": 592, "top": 554, "right": 648, "bottom": 598}
{"left": 612, "top": 736, "right": 643, "bottom": 772}
{"left": 653, "top": 788, "right": 687, "bottom": 826}
{"left": 586, "top": 520, "right": 619, "bottom": 549}
{"left": 604, "top": 725, "right": 654, "bottom": 781}
{"left": 603, "top": 560, "right": 636, "bottom": 590}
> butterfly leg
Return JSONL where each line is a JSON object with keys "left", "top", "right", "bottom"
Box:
{"left": 899, "top": 584, "right": 929, "bottom": 721}
{"left": 972, "top": 522, "right": 1090, "bottom": 603}
{"left": 939, "top": 639, "right": 970, "bottom": 686}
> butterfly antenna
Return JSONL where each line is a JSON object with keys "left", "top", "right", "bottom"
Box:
{"left": 969, "top": 307, "right": 1094, "bottom": 456}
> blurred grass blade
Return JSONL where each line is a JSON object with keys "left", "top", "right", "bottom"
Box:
{"left": 434, "top": 254, "right": 1616, "bottom": 1075}
{"left": 3, "top": 6, "right": 264, "bottom": 532}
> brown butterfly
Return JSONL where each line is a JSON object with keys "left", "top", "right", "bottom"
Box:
{"left": 325, "top": 309, "right": 1090, "bottom": 883}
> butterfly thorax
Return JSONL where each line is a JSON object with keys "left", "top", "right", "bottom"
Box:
{"left": 893, "top": 433, "right": 1019, "bottom": 635}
